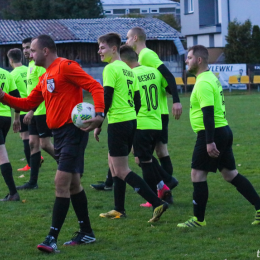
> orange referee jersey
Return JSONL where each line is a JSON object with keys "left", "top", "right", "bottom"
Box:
{"left": 2, "top": 58, "right": 105, "bottom": 129}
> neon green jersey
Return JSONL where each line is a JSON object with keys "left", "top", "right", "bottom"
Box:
{"left": 133, "top": 65, "right": 164, "bottom": 130}
{"left": 138, "top": 48, "right": 169, "bottom": 115}
{"left": 10, "top": 65, "right": 28, "bottom": 115}
{"left": 190, "top": 71, "right": 228, "bottom": 133}
{"left": 27, "top": 60, "right": 46, "bottom": 115}
{"left": 0, "top": 68, "right": 17, "bottom": 117}
{"left": 103, "top": 60, "right": 138, "bottom": 124}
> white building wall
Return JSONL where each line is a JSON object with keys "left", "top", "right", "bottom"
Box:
{"left": 186, "top": 36, "right": 193, "bottom": 48}
{"left": 214, "top": 34, "right": 223, "bottom": 48}
{"left": 198, "top": 35, "right": 209, "bottom": 47}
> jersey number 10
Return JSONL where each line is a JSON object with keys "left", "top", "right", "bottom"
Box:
{"left": 142, "top": 84, "right": 158, "bottom": 111}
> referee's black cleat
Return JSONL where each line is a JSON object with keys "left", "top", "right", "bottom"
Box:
{"left": 63, "top": 231, "right": 96, "bottom": 246}
{"left": 16, "top": 182, "right": 38, "bottom": 190}
{"left": 90, "top": 182, "right": 112, "bottom": 191}
{"left": 37, "top": 235, "right": 58, "bottom": 253}
{"left": 165, "top": 177, "right": 179, "bottom": 190}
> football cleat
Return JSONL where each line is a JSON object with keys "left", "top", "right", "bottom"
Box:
{"left": 252, "top": 209, "right": 260, "bottom": 225}
{"left": 158, "top": 184, "right": 173, "bottom": 204}
{"left": 37, "top": 235, "right": 58, "bottom": 253}
{"left": 63, "top": 231, "right": 96, "bottom": 246}
{"left": 0, "top": 192, "right": 20, "bottom": 202}
{"left": 16, "top": 182, "right": 38, "bottom": 190}
{"left": 99, "top": 210, "right": 126, "bottom": 219}
{"left": 177, "top": 216, "right": 206, "bottom": 227}
{"left": 17, "top": 164, "right": 30, "bottom": 171}
{"left": 148, "top": 202, "right": 168, "bottom": 223}
{"left": 140, "top": 202, "right": 152, "bottom": 207}
{"left": 90, "top": 182, "right": 112, "bottom": 191}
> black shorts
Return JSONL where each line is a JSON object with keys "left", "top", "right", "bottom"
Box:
{"left": 0, "top": 116, "right": 11, "bottom": 145}
{"left": 133, "top": 129, "right": 162, "bottom": 162}
{"left": 29, "top": 115, "right": 52, "bottom": 138}
{"left": 108, "top": 120, "right": 136, "bottom": 157}
{"left": 53, "top": 123, "right": 89, "bottom": 174}
{"left": 157, "top": 114, "right": 169, "bottom": 144}
{"left": 191, "top": 125, "right": 236, "bottom": 173}
{"left": 19, "top": 114, "right": 29, "bottom": 133}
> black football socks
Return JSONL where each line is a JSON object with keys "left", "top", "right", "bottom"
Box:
{"left": 1, "top": 163, "right": 17, "bottom": 195}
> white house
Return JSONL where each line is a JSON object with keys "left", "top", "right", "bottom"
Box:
{"left": 181, "top": 0, "right": 260, "bottom": 49}
{"left": 102, "top": 0, "right": 180, "bottom": 21}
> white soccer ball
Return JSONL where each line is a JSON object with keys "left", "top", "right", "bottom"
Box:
{"left": 71, "top": 102, "right": 95, "bottom": 128}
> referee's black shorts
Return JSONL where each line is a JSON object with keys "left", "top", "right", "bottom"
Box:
{"left": 108, "top": 119, "right": 136, "bottom": 157}
{"left": 157, "top": 114, "right": 169, "bottom": 144}
{"left": 191, "top": 125, "right": 236, "bottom": 173}
{"left": 0, "top": 116, "right": 11, "bottom": 145}
{"left": 53, "top": 123, "right": 89, "bottom": 174}
{"left": 133, "top": 129, "right": 162, "bottom": 162}
{"left": 19, "top": 114, "right": 29, "bottom": 133}
{"left": 29, "top": 114, "right": 52, "bottom": 138}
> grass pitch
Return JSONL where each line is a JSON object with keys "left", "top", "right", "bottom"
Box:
{"left": 1, "top": 91, "right": 260, "bottom": 260}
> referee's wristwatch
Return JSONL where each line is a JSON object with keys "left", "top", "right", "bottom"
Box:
{"left": 95, "top": 112, "right": 105, "bottom": 118}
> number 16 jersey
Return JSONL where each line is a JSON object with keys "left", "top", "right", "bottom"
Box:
{"left": 133, "top": 65, "right": 167, "bottom": 130}
{"left": 103, "top": 60, "right": 138, "bottom": 124}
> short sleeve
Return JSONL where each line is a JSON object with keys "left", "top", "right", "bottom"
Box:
{"left": 139, "top": 50, "right": 163, "bottom": 69}
{"left": 8, "top": 74, "right": 17, "bottom": 93}
{"left": 103, "top": 65, "right": 117, "bottom": 88}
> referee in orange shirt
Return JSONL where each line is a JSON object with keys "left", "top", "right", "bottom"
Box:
{"left": 0, "top": 35, "right": 105, "bottom": 253}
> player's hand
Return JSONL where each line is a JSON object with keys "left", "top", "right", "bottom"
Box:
{"left": 80, "top": 115, "right": 104, "bottom": 133}
{"left": 207, "top": 142, "right": 220, "bottom": 158}
{"left": 172, "top": 102, "right": 182, "bottom": 120}
{"left": 13, "top": 119, "right": 21, "bottom": 133}
{"left": 94, "top": 128, "right": 102, "bottom": 142}
{"left": 0, "top": 88, "right": 5, "bottom": 99}
{"left": 23, "top": 110, "right": 34, "bottom": 125}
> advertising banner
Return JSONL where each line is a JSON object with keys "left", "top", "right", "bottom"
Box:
{"left": 208, "top": 64, "right": 247, "bottom": 89}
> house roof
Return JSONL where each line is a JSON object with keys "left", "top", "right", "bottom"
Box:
{"left": 102, "top": 0, "right": 179, "bottom": 5}
{"left": 0, "top": 18, "right": 183, "bottom": 45}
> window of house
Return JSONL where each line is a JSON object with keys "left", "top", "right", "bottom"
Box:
{"left": 199, "top": 0, "right": 218, "bottom": 27}
{"left": 104, "top": 10, "right": 112, "bottom": 14}
{"left": 113, "top": 9, "right": 125, "bottom": 15}
{"left": 129, "top": 9, "right": 140, "bottom": 14}
{"left": 184, "top": 0, "right": 194, "bottom": 14}
{"left": 141, "top": 9, "right": 149, "bottom": 13}
{"left": 151, "top": 9, "right": 159, "bottom": 13}
{"left": 159, "top": 8, "right": 175, "bottom": 13}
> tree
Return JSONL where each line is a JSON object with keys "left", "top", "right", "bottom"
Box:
{"left": 224, "top": 19, "right": 253, "bottom": 63}
{"left": 250, "top": 25, "right": 260, "bottom": 63}
{"left": 0, "top": 0, "right": 103, "bottom": 20}
{"left": 155, "top": 14, "right": 181, "bottom": 32}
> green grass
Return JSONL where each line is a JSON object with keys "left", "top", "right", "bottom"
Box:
{"left": 1, "top": 91, "right": 260, "bottom": 260}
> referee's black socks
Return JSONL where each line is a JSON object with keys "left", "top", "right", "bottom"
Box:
{"left": 125, "top": 171, "right": 161, "bottom": 208}
{"left": 230, "top": 173, "right": 260, "bottom": 210}
{"left": 49, "top": 197, "right": 70, "bottom": 240}
{"left": 193, "top": 181, "right": 208, "bottom": 222}
{"left": 29, "top": 151, "right": 41, "bottom": 185}
{"left": 1, "top": 163, "right": 17, "bottom": 195}
{"left": 71, "top": 190, "right": 92, "bottom": 234}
